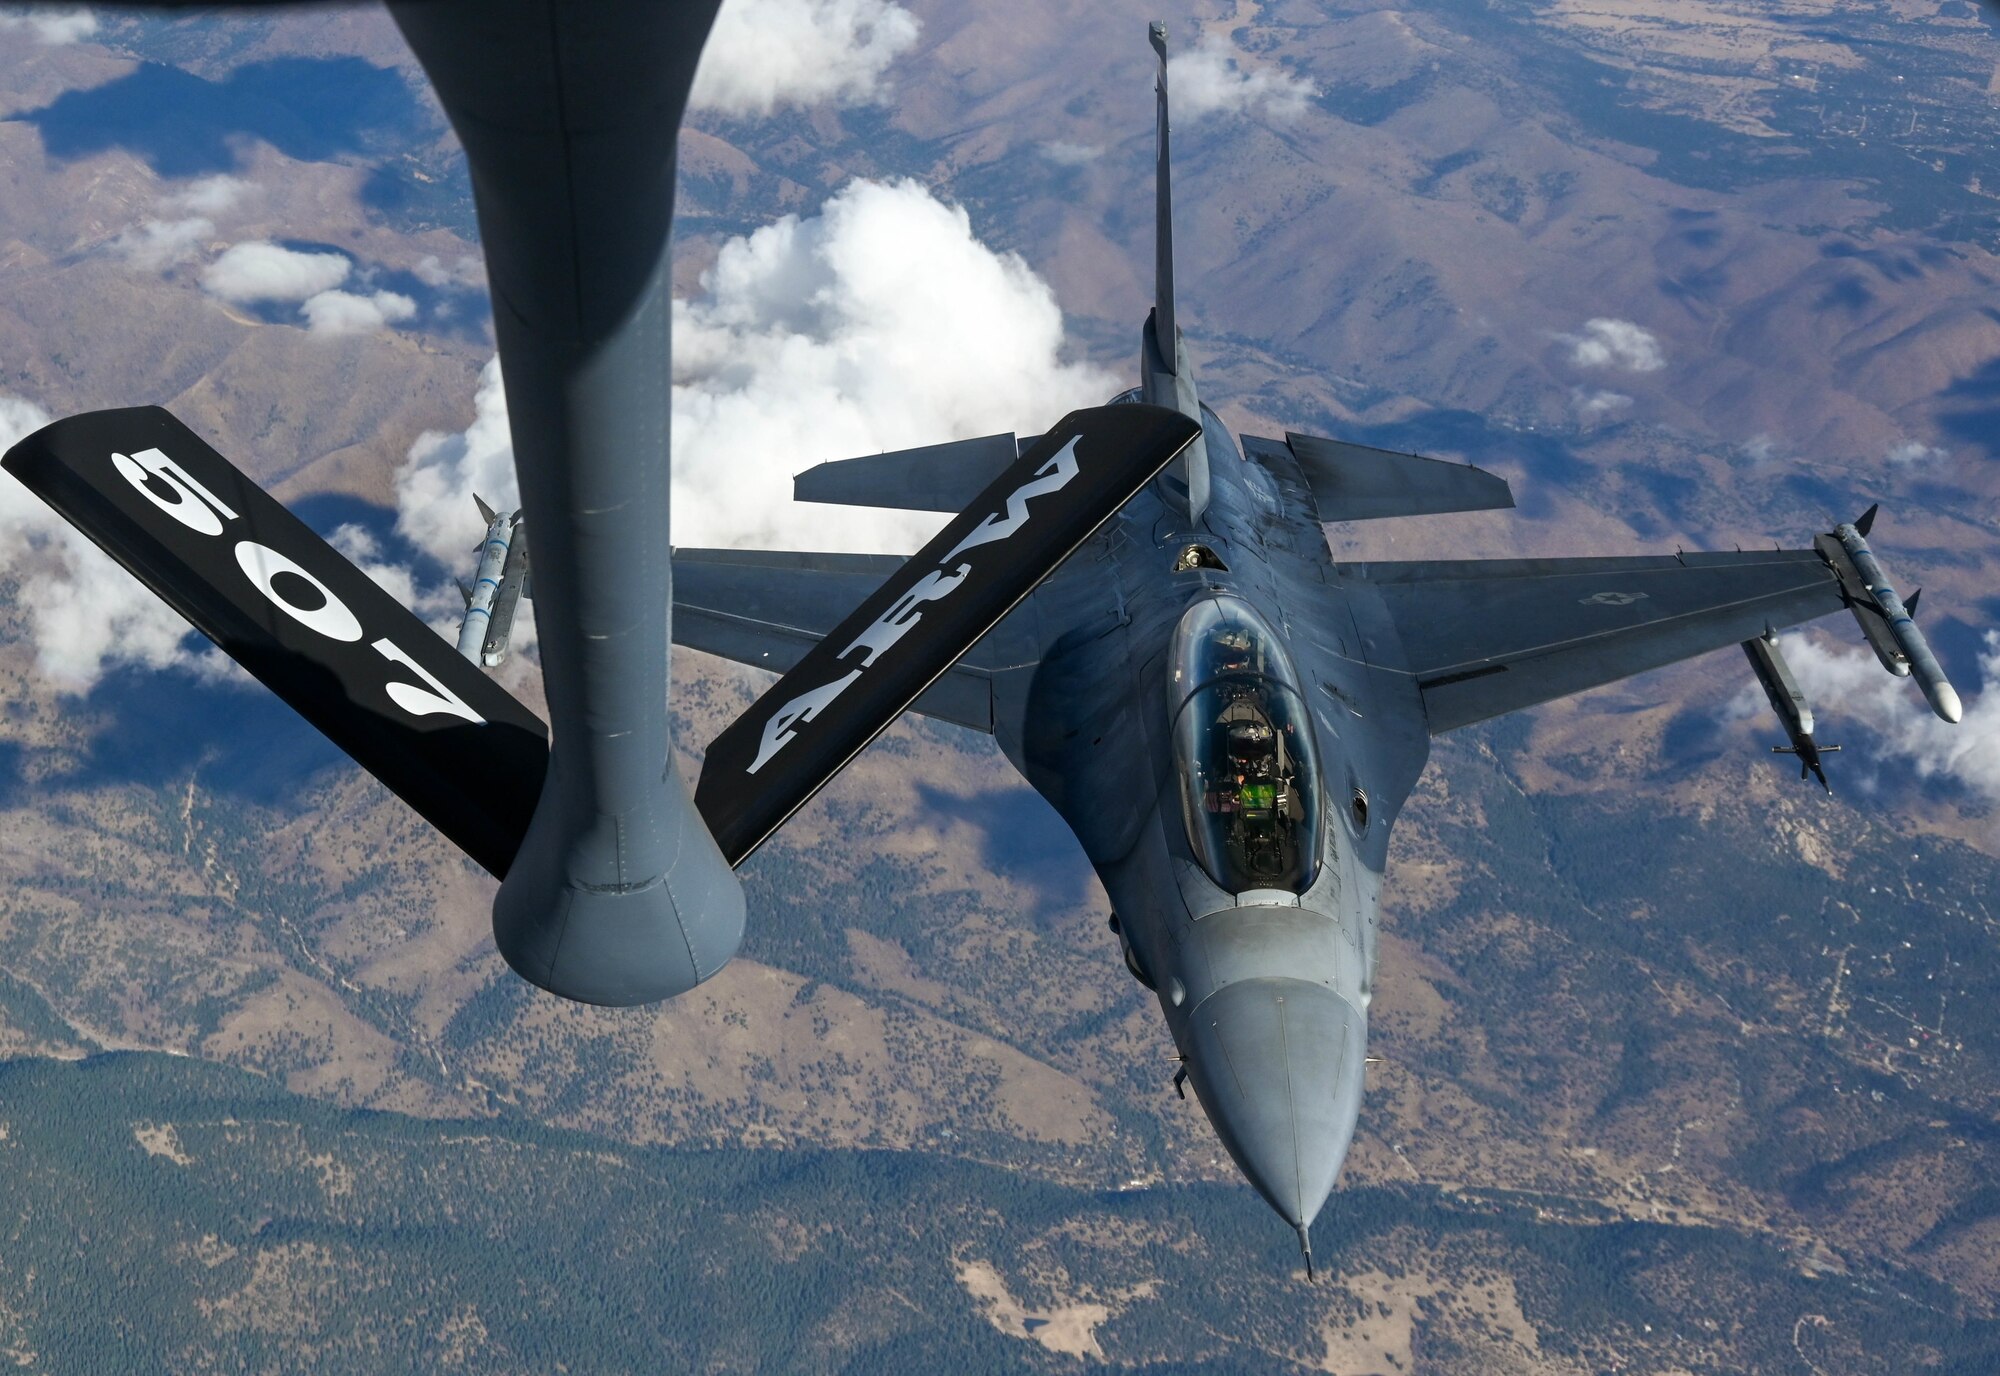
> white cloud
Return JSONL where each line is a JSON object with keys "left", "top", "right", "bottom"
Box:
{"left": 167, "top": 175, "right": 250, "bottom": 217}
{"left": 0, "top": 7, "right": 96, "bottom": 44}
{"left": 396, "top": 178, "right": 1114, "bottom": 568}
{"left": 110, "top": 216, "right": 214, "bottom": 271}
{"left": 299, "top": 288, "right": 417, "bottom": 337}
{"left": 669, "top": 177, "right": 1119, "bottom": 551}
{"left": 1779, "top": 631, "right": 2000, "bottom": 808}
{"left": 0, "top": 392, "right": 217, "bottom": 690}
{"left": 691, "top": 0, "right": 919, "bottom": 116}
{"left": 1173, "top": 36, "right": 1316, "bottom": 123}
{"left": 196, "top": 243, "right": 417, "bottom": 338}
{"left": 389, "top": 361, "right": 538, "bottom": 662}
{"left": 1885, "top": 440, "right": 1945, "bottom": 467}
{"left": 411, "top": 253, "right": 484, "bottom": 289}
{"left": 1743, "top": 435, "right": 1778, "bottom": 465}
{"left": 395, "top": 358, "right": 520, "bottom": 571}
{"left": 1572, "top": 388, "right": 1631, "bottom": 417}
{"left": 200, "top": 241, "right": 350, "bottom": 305}
{"left": 1040, "top": 141, "right": 1104, "bottom": 167}
{"left": 1562, "top": 318, "right": 1667, "bottom": 372}
{"left": 106, "top": 177, "right": 254, "bottom": 272}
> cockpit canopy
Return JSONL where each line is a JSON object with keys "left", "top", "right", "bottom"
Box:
{"left": 1169, "top": 597, "right": 1322, "bottom": 895}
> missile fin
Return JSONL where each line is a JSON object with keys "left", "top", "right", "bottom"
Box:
{"left": 1905, "top": 587, "right": 1920, "bottom": 618}
{"left": 1855, "top": 503, "right": 1878, "bottom": 537}
{"left": 474, "top": 493, "right": 497, "bottom": 525}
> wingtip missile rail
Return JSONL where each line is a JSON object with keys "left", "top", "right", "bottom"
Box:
{"left": 1813, "top": 505, "right": 1962, "bottom": 725}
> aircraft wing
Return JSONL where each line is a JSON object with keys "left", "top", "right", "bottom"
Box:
{"left": 672, "top": 549, "right": 1001, "bottom": 733}
{"left": 1347, "top": 548, "right": 1846, "bottom": 733}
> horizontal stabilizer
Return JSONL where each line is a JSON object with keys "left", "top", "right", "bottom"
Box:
{"left": 1251, "top": 431, "right": 1514, "bottom": 522}
{"left": 793, "top": 433, "right": 1023, "bottom": 513}
{"left": 2, "top": 406, "right": 550, "bottom": 878}
{"left": 696, "top": 403, "right": 1200, "bottom": 866}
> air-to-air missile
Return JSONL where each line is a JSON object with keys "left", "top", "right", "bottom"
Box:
{"left": 1741, "top": 628, "right": 1840, "bottom": 793}
{"left": 1813, "top": 504, "right": 1962, "bottom": 724}
{"left": 456, "top": 496, "right": 530, "bottom": 668}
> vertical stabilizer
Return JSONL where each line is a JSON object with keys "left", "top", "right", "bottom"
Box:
{"left": 1142, "top": 21, "right": 1210, "bottom": 523}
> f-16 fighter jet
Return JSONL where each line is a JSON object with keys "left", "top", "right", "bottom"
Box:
{"left": 671, "top": 24, "right": 1961, "bottom": 1269}
{"left": 1, "top": 15, "right": 1959, "bottom": 1267}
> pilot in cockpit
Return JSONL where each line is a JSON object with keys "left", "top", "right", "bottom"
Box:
{"left": 1173, "top": 597, "right": 1323, "bottom": 894}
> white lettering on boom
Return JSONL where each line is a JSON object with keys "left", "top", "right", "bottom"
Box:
{"left": 744, "top": 434, "right": 1084, "bottom": 775}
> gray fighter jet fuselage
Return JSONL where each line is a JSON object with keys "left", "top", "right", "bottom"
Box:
{"left": 998, "top": 396, "right": 1396, "bottom": 1269}
{"left": 965, "top": 33, "right": 1408, "bottom": 1264}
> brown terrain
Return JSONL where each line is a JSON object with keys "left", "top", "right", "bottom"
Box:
{"left": 0, "top": 0, "right": 1995, "bottom": 1369}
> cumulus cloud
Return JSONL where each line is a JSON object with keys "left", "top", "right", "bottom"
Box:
{"left": 387, "top": 361, "right": 538, "bottom": 662}
{"left": 691, "top": 0, "right": 919, "bottom": 116}
{"left": 1572, "top": 388, "right": 1632, "bottom": 418}
{"left": 395, "top": 177, "right": 1114, "bottom": 566}
{"left": 110, "top": 216, "right": 215, "bottom": 272}
{"left": 395, "top": 358, "right": 520, "bottom": 571}
{"left": 412, "top": 253, "right": 484, "bottom": 289}
{"left": 1778, "top": 631, "right": 2000, "bottom": 808}
{"left": 196, "top": 242, "right": 420, "bottom": 339}
{"left": 1173, "top": 36, "right": 1316, "bottom": 122}
{"left": 1562, "top": 317, "right": 1667, "bottom": 372}
{"left": 670, "top": 177, "right": 1118, "bottom": 550}
{"left": 0, "top": 392, "right": 219, "bottom": 690}
{"left": 169, "top": 175, "right": 250, "bottom": 218}
{"left": 200, "top": 241, "right": 351, "bottom": 305}
{"left": 299, "top": 288, "right": 417, "bottom": 337}
{"left": 0, "top": 6, "right": 96, "bottom": 44}
{"left": 106, "top": 176, "right": 254, "bottom": 271}
{"left": 1885, "top": 440, "right": 1945, "bottom": 467}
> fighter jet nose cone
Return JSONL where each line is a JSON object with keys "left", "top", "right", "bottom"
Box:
{"left": 1185, "top": 978, "right": 1366, "bottom": 1232}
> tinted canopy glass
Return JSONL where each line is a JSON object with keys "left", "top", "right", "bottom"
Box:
{"left": 1170, "top": 598, "right": 1321, "bottom": 894}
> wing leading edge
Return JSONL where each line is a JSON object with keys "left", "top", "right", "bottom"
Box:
{"left": 1350, "top": 548, "right": 1845, "bottom": 733}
